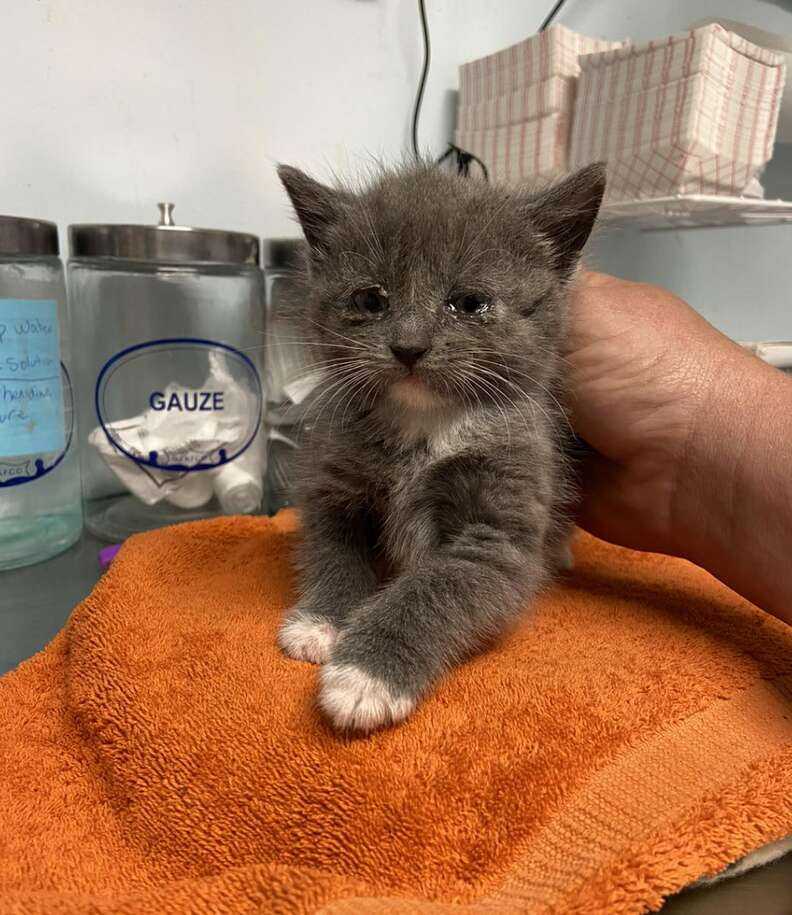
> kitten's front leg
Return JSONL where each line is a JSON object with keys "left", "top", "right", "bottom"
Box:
{"left": 319, "top": 536, "right": 542, "bottom": 730}
{"left": 279, "top": 501, "right": 378, "bottom": 665}
{"left": 319, "top": 461, "right": 549, "bottom": 729}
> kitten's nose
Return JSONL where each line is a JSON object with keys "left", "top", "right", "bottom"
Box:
{"left": 390, "top": 343, "right": 429, "bottom": 368}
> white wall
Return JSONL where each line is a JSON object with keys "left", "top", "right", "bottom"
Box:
{"left": 3, "top": 0, "right": 790, "bottom": 339}
{"left": 0, "top": 0, "right": 547, "bottom": 244}
{"left": 556, "top": 0, "right": 792, "bottom": 45}
{"left": 1, "top": 0, "right": 416, "bottom": 240}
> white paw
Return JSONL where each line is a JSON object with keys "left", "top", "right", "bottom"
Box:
{"left": 278, "top": 612, "right": 338, "bottom": 664}
{"left": 319, "top": 663, "right": 416, "bottom": 732}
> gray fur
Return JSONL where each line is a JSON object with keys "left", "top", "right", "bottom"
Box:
{"left": 276, "top": 161, "right": 605, "bottom": 729}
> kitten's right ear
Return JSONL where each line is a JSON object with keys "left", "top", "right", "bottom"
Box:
{"left": 526, "top": 163, "right": 606, "bottom": 274}
{"left": 277, "top": 164, "right": 348, "bottom": 252}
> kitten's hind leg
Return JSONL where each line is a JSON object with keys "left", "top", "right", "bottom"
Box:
{"left": 279, "top": 502, "right": 379, "bottom": 665}
{"left": 544, "top": 513, "right": 575, "bottom": 574}
{"left": 556, "top": 539, "right": 575, "bottom": 572}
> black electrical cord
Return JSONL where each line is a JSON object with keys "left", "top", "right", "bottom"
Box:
{"left": 437, "top": 143, "right": 489, "bottom": 181}
{"left": 411, "top": 0, "right": 570, "bottom": 178}
{"left": 538, "top": 0, "right": 569, "bottom": 32}
{"left": 411, "top": 0, "right": 431, "bottom": 160}
{"left": 411, "top": 0, "right": 487, "bottom": 178}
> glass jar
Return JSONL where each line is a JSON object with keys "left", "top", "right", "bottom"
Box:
{"left": 0, "top": 216, "right": 83, "bottom": 570}
{"left": 69, "top": 204, "right": 266, "bottom": 541}
{"left": 263, "top": 239, "right": 313, "bottom": 514}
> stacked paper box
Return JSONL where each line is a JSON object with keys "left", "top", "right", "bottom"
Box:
{"left": 569, "top": 25, "right": 786, "bottom": 201}
{"left": 455, "top": 26, "right": 624, "bottom": 183}
{"left": 456, "top": 75, "right": 575, "bottom": 133}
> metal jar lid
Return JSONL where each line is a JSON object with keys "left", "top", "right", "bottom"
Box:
{"left": 262, "top": 237, "right": 305, "bottom": 270}
{"left": 69, "top": 203, "right": 259, "bottom": 266}
{"left": 0, "top": 215, "right": 59, "bottom": 256}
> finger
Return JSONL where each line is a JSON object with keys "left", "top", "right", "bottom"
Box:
{"left": 576, "top": 269, "right": 612, "bottom": 287}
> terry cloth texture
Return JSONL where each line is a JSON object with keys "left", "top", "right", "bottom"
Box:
{"left": 0, "top": 511, "right": 790, "bottom": 914}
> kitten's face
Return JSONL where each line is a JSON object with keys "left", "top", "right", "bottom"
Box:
{"left": 279, "top": 164, "right": 604, "bottom": 416}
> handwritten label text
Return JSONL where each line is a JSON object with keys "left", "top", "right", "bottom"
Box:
{"left": 0, "top": 300, "right": 65, "bottom": 458}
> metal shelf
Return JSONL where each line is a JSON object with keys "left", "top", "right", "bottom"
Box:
{"left": 600, "top": 195, "right": 792, "bottom": 231}
{"left": 741, "top": 341, "right": 792, "bottom": 369}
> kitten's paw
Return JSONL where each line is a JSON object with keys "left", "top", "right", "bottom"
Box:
{"left": 319, "top": 663, "right": 416, "bottom": 732}
{"left": 278, "top": 611, "right": 338, "bottom": 664}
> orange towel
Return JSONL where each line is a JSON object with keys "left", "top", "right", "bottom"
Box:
{"left": 0, "top": 511, "right": 790, "bottom": 915}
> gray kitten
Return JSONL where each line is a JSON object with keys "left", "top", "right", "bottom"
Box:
{"left": 276, "top": 162, "right": 604, "bottom": 732}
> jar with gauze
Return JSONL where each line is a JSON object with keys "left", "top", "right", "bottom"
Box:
{"left": 68, "top": 204, "right": 266, "bottom": 541}
{"left": 263, "top": 238, "right": 316, "bottom": 514}
{"left": 0, "top": 216, "right": 82, "bottom": 570}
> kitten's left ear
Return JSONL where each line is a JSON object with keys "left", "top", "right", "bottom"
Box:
{"left": 277, "top": 164, "right": 350, "bottom": 252}
{"left": 526, "top": 163, "right": 606, "bottom": 273}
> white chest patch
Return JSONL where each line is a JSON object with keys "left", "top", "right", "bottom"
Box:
{"left": 390, "top": 405, "right": 474, "bottom": 457}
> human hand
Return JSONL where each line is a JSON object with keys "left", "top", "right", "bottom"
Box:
{"left": 564, "top": 271, "right": 741, "bottom": 554}
{"left": 564, "top": 271, "right": 792, "bottom": 620}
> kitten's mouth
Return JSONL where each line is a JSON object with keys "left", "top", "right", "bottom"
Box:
{"left": 389, "top": 372, "right": 442, "bottom": 410}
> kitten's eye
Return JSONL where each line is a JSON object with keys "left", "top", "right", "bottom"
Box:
{"left": 447, "top": 291, "right": 491, "bottom": 316}
{"left": 351, "top": 286, "right": 389, "bottom": 315}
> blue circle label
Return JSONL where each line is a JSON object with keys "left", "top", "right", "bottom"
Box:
{"left": 95, "top": 338, "right": 263, "bottom": 475}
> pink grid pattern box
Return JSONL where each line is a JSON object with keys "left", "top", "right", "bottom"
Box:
{"left": 459, "top": 25, "right": 623, "bottom": 107}
{"left": 457, "top": 75, "right": 575, "bottom": 132}
{"left": 456, "top": 27, "right": 624, "bottom": 183}
{"left": 455, "top": 114, "right": 570, "bottom": 184}
{"left": 570, "top": 25, "right": 786, "bottom": 201}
